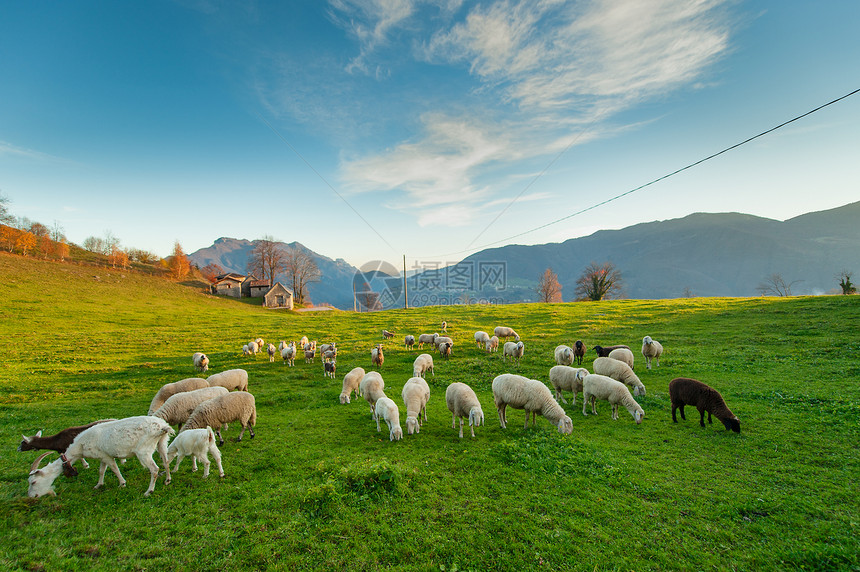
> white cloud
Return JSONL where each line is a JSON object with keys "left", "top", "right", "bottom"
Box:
{"left": 0, "top": 140, "right": 65, "bottom": 162}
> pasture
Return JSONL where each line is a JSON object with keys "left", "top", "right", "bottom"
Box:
{"left": 1, "top": 253, "right": 858, "bottom": 571}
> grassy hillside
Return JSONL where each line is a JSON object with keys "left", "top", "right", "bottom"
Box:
{"left": 1, "top": 252, "right": 858, "bottom": 571}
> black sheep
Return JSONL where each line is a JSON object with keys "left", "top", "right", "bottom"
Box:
{"left": 593, "top": 344, "right": 630, "bottom": 358}
{"left": 573, "top": 340, "right": 587, "bottom": 365}
{"left": 669, "top": 377, "right": 740, "bottom": 433}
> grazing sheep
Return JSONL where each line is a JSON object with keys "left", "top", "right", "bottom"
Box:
{"left": 382, "top": 329, "right": 395, "bottom": 339}
{"left": 281, "top": 343, "right": 296, "bottom": 366}
{"left": 181, "top": 392, "right": 257, "bottom": 446}
{"left": 474, "top": 331, "right": 490, "bottom": 349}
{"left": 669, "top": 377, "right": 740, "bottom": 433}
{"left": 593, "top": 344, "right": 630, "bottom": 358}
{"left": 642, "top": 336, "right": 664, "bottom": 369}
{"left": 582, "top": 374, "right": 644, "bottom": 424}
{"left": 303, "top": 340, "right": 317, "bottom": 352}
{"left": 494, "top": 326, "right": 520, "bottom": 341}
{"left": 491, "top": 374, "right": 573, "bottom": 434}
{"left": 434, "top": 335, "right": 453, "bottom": 349}
{"left": 573, "top": 340, "right": 587, "bottom": 366}
{"left": 304, "top": 348, "right": 316, "bottom": 363}
{"left": 486, "top": 336, "right": 499, "bottom": 353}
{"left": 254, "top": 338, "right": 265, "bottom": 350}
{"left": 413, "top": 353, "right": 435, "bottom": 378}
{"left": 153, "top": 386, "right": 229, "bottom": 430}
{"left": 324, "top": 361, "right": 337, "bottom": 379}
{"left": 192, "top": 352, "right": 210, "bottom": 373}
{"left": 371, "top": 344, "right": 384, "bottom": 368}
{"left": 247, "top": 341, "right": 260, "bottom": 356}
{"left": 299, "top": 335, "right": 309, "bottom": 348}
{"left": 417, "top": 333, "right": 438, "bottom": 349}
{"left": 166, "top": 427, "right": 224, "bottom": 478}
{"left": 359, "top": 371, "right": 386, "bottom": 418}
{"left": 404, "top": 335, "right": 415, "bottom": 350}
{"left": 548, "top": 366, "right": 589, "bottom": 405}
{"left": 148, "top": 378, "right": 210, "bottom": 415}
{"left": 27, "top": 416, "right": 173, "bottom": 498}
{"left": 554, "top": 345, "right": 574, "bottom": 366}
{"left": 19, "top": 419, "right": 115, "bottom": 473}
{"left": 207, "top": 368, "right": 249, "bottom": 392}
{"left": 339, "top": 367, "right": 366, "bottom": 404}
{"left": 441, "top": 320, "right": 448, "bottom": 333}
{"left": 438, "top": 341, "right": 453, "bottom": 359}
{"left": 608, "top": 347, "right": 635, "bottom": 369}
{"left": 319, "top": 342, "right": 336, "bottom": 355}
{"left": 445, "top": 382, "right": 484, "bottom": 438}
{"left": 593, "top": 357, "right": 646, "bottom": 396}
{"left": 263, "top": 343, "right": 274, "bottom": 362}
{"left": 503, "top": 341, "right": 525, "bottom": 365}
{"left": 373, "top": 397, "right": 403, "bottom": 441}
{"left": 323, "top": 348, "right": 337, "bottom": 362}
{"left": 401, "top": 377, "right": 430, "bottom": 435}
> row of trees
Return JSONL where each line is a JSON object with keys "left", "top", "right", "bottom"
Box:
{"left": 537, "top": 262, "right": 624, "bottom": 302}
{"left": 244, "top": 235, "right": 320, "bottom": 304}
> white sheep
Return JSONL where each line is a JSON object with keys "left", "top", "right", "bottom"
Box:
{"left": 254, "top": 337, "right": 265, "bottom": 350}
{"left": 281, "top": 343, "right": 296, "bottom": 366}
{"left": 299, "top": 335, "right": 309, "bottom": 348}
{"left": 491, "top": 374, "right": 573, "bottom": 434}
{"left": 417, "top": 333, "right": 438, "bottom": 349}
{"left": 485, "top": 336, "right": 499, "bottom": 353}
{"left": 434, "top": 336, "right": 453, "bottom": 349}
{"left": 192, "top": 352, "right": 210, "bottom": 373}
{"left": 553, "top": 345, "right": 574, "bottom": 366}
{"left": 319, "top": 342, "right": 336, "bottom": 355}
{"left": 582, "top": 373, "right": 644, "bottom": 424}
{"left": 359, "top": 371, "right": 386, "bottom": 418}
{"left": 371, "top": 344, "right": 384, "bottom": 368}
{"left": 148, "top": 378, "right": 210, "bottom": 415}
{"left": 340, "top": 367, "right": 366, "bottom": 404}
{"left": 503, "top": 341, "right": 525, "bottom": 365}
{"left": 445, "top": 382, "right": 484, "bottom": 438}
{"left": 438, "top": 341, "right": 453, "bottom": 360}
{"left": 474, "top": 331, "right": 490, "bottom": 349}
{"left": 207, "top": 368, "right": 249, "bottom": 392}
{"left": 593, "top": 357, "right": 646, "bottom": 396}
{"left": 642, "top": 336, "right": 663, "bottom": 369}
{"left": 166, "top": 427, "right": 224, "bottom": 478}
{"left": 608, "top": 347, "right": 635, "bottom": 369}
{"left": 181, "top": 392, "right": 257, "bottom": 446}
{"left": 494, "top": 326, "right": 520, "bottom": 341}
{"left": 242, "top": 344, "right": 250, "bottom": 357}
{"left": 412, "top": 353, "right": 435, "bottom": 378}
{"left": 278, "top": 340, "right": 289, "bottom": 352}
{"left": 404, "top": 335, "right": 415, "bottom": 350}
{"left": 27, "top": 416, "right": 173, "bottom": 497}
{"left": 152, "top": 386, "right": 229, "bottom": 430}
{"left": 548, "top": 365, "right": 589, "bottom": 405}
{"left": 401, "top": 377, "right": 430, "bottom": 435}
{"left": 247, "top": 341, "right": 260, "bottom": 356}
{"left": 266, "top": 343, "right": 276, "bottom": 362}
{"left": 373, "top": 396, "right": 403, "bottom": 441}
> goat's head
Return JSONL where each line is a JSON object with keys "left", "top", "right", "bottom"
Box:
{"left": 28, "top": 451, "right": 62, "bottom": 497}
{"left": 18, "top": 430, "right": 42, "bottom": 452}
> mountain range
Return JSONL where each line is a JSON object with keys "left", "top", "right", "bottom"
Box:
{"left": 188, "top": 201, "right": 860, "bottom": 308}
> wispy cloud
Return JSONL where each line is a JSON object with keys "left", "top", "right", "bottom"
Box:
{"left": 0, "top": 140, "right": 67, "bottom": 163}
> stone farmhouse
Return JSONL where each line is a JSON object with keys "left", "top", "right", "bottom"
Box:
{"left": 210, "top": 273, "right": 293, "bottom": 309}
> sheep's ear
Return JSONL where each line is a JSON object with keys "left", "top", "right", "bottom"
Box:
{"left": 22, "top": 434, "right": 30, "bottom": 443}
{"left": 36, "top": 430, "right": 42, "bottom": 438}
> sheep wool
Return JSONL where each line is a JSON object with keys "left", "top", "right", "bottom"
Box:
{"left": 417, "top": 333, "right": 438, "bottom": 349}
{"left": 491, "top": 374, "right": 573, "bottom": 434}
{"left": 181, "top": 392, "right": 257, "bottom": 446}
{"left": 401, "top": 377, "right": 430, "bottom": 435}
{"left": 485, "top": 336, "right": 499, "bottom": 353}
{"left": 593, "top": 357, "right": 646, "bottom": 396}
{"left": 474, "top": 331, "right": 490, "bottom": 349}
{"left": 153, "top": 386, "right": 229, "bottom": 429}
{"left": 669, "top": 377, "right": 740, "bottom": 433}
{"left": 548, "top": 366, "right": 589, "bottom": 405}
{"left": 207, "top": 369, "right": 249, "bottom": 392}
{"left": 582, "top": 374, "right": 644, "bottom": 424}
{"left": 404, "top": 335, "right": 415, "bottom": 350}
{"left": 607, "top": 347, "right": 635, "bottom": 369}
{"left": 373, "top": 397, "right": 403, "bottom": 441}
{"left": 359, "top": 371, "right": 386, "bottom": 417}
{"left": 167, "top": 427, "right": 224, "bottom": 478}
{"left": 412, "top": 354, "right": 435, "bottom": 378}
{"left": 192, "top": 352, "right": 210, "bottom": 373}
{"left": 148, "top": 378, "right": 210, "bottom": 415}
{"left": 494, "top": 326, "right": 520, "bottom": 341}
{"left": 554, "top": 345, "right": 574, "bottom": 366}
{"left": 445, "top": 382, "right": 484, "bottom": 439}
{"left": 340, "top": 367, "right": 366, "bottom": 404}
{"left": 503, "top": 341, "right": 525, "bottom": 365}
{"left": 641, "top": 336, "right": 663, "bottom": 369}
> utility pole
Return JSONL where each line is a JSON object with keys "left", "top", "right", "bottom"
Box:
{"left": 403, "top": 254, "right": 408, "bottom": 309}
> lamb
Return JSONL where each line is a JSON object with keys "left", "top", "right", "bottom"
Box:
{"left": 324, "top": 361, "right": 337, "bottom": 379}
{"left": 669, "top": 377, "right": 740, "bottom": 433}
{"left": 373, "top": 397, "right": 403, "bottom": 441}
{"left": 246, "top": 341, "right": 260, "bottom": 356}
{"left": 434, "top": 335, "right": 453, "bottom": 349}
{"left": 417, "top": 333, "right": 438, "bottom": 349}
{"left": 319, "top": 342, "right": 336, "bottom": 355}
{"left": 206, "top": 368, "right": 249, "bottom": 392}
{"left": 371, "top": 344, "right": 384, "bottom": 368}
{"left": 642, "top": 336, "right": 663, "bottom": 369}
{"left": 401, "top": 377, "right": 430, "bottom": 435}
{"left": 27, "top": 416, "right": 173, "bottom": 497}
{"left": 323, "top": 348, "right": 337, "bottom": 362}
{"left": 485, "top": 336, "right": 499, "bottom": 353}
{"left": 582, "top": 374, "right": 644, "bottom": 424}
{"left": 404, "top": 335, "right": 415, "bottom": 350}
{"left": 266, "top": 343, "right": 277, "bottom": 362}
{"left": 438, "top": 341, "right": 453, "bottom": 359}
{"left": 152, "top": 386, "right": 229, "bottom": 430}
{"left": 503, "top": 341, "right": 525, "bottom": 365}
{"left": 192, "top": 352, "right": 210, "bottom": 372}
{"left": 166, "top": 427, "right": 224, "bottom": 478}
{"left": 593, "top": 344, "right": 630, "bottom": 358}
{"left": 608, "top": 347, "right": 635, "bottom": 369}
{"left": 382, "top": 329, "right": 395, "bottom": 339}
{"left": 148, "top": 378, "right": 210, "bottom": 415}
{"left": 339, "top": 367, "right": 366, "bottom": 404}
{"left": 19, "top": 419, "right": 116, "bottom": 473}
{"left": 593, "top": 357, "right": 646, "bottom": 396}
{"left": 548, "top": 366, "right": 589, "bottom": 405}
{"left": 281, "top": 343, "right": 296, "bottom": 366}
{"left": 242, "top": 344, "right": 251, "bottom": 356}
{"left": 181, "top": 392, "right": 257, "bottom": 446}
{"left": 445, "top": 382, "right": 484, "bottom": 438}
{"left": 412, "top": 353, "right": 435, "bottom": 378}
{"left": 254, "top": 337, "right": 265, "bottom": 350}
{"left": 494, "top": 326, "right": 520, "bottom": 341}
{"left": 491, "top": 374, "right": 573, "bottom": 434}
{"left": 474, "top": 331, "right": 490, "bottom": 349}
{"left": 359, "top": 371, "right": 386, "bottom": 418}
{"left": 304, "top": 348, "right": 316, "bottom": 364}
{"left": 573, "top": 340, "right": 587, "bottom": 366}
{"left": 554, "top": 345, "right": 574, "bottom": 366}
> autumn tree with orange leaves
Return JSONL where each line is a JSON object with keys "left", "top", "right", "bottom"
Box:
{"left": 537, "top": 267, "right": 563, "bottom": 303}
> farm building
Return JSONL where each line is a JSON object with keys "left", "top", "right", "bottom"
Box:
{"left": 263, "top": 282, "right": 294, "bottom": 309}
{"left": 211, "top": 273, "right": 257, "bottom": 298}
{"left": 249, "top": 279, "right": 272, "bottom": 298}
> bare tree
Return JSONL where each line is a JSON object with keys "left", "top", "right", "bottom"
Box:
{"left": 246, "top": 235, "right": 287, "bottom": 285}
{"left": 537, "top": 267, "right": 563, "bottom": 303}
{"left": 574, "top": 261, "right": 623, "bottom": 301}
{"left": 756, "top": 273, "right": 802, "bottom": 297}
{"left": 50, "top": 220, "right": 66, "bottom": 243}
{"left": 836, "top": 270, "right": 856, "bottom": 295}
{"left": 284, "top": 245, "right": 321, "bottom": 304}
{"left": 0, "top": 191, "right": 14, "bottom": 225}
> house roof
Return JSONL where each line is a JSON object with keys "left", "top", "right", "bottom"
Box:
{"left": 215, "top": 272, "right": 246, "bottom": 281}
{"left": 249, "top": 280, "right": 271, "bottom": 288}
{"left": 264, "top": 282, "right": 294, "bottom": 297}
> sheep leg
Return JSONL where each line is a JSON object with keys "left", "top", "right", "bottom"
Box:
{"left": 136, "top": 452, "right": 160, "bottom": 497}
{"left": 698, "top": 408, "right": 706, "bottom": 428}
{"left": 199, "top": 454, "right": 211, "bottom": 478}
{"left": 451, "top": 413, "right": 456, "bottom": 430}
{"left": 376, "top": 415, "right": 382, "bottom": 432}
{"left": 497, "top": 404, "right": 507, "bottom": 429}
{"left": 210, "top": 445, "right": 225, "bottom": 478}
{"left": 457, "top": 417, "right": 464, "bottom": 438}
{"left": 582, "top": 395, "right": 589, "bottom": 416}
{"left": 216, "top": 427, "right": 225, "bottom": 447}
{"left": 671, "top": 405, "right": 678, "bottom": 423}
{"left": 611, "top": 405, "right": 618, "bottom": 420}
{"left": 81, "top": 459, "right": 90, "bottom": 469}
{"left": 98, "top": 458, "right": 126, "bottom": 489}
{"left": 679, "top": 405, "right": 686, "bottom": 420}
{"left": 707, "top": 411, "right": 713, "bottom": 424}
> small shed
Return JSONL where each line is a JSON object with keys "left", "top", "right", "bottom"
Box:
{"left": 211, "top": 273, "right": 246, "bottom": 297}
{"left": 249, "top": 279, "right": 272, "bottom": 298}
{"left": 263, "top": 282, "right": 294, "bottom": 309}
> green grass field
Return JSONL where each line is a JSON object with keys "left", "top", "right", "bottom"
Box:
{"left": 1, "top": 252, "right": 858, "bottom": 571}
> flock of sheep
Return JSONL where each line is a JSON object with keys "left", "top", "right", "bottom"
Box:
{"left": 21, "top": 321, "right": 740, "bottom": 499}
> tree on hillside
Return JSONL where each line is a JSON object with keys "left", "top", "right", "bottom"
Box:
{"left": 537, "top": 267, "right": 563, "bottom": 303}
{"left": 574, "top": 261, "right": 623, "bottom": 301}
{"left": 82, "top": 236, "right": 106, "bottom": 254}
{"left": 284, "top": 245, "right": 321, "bottom": 305}
{"left": 837, "top": 270, "right": 856, "bottom": 295}
{"left": 108, "top": 245, "right": 129, "bottom": 269}
{"left": 168, "top": 241, "right": 190, "bottom": 280}
{"left": 56, "top": 239, "right": 69, "bottom": 262}
{"left": 50, "top": 221, "right": 66, "bottom": 243}
{"left": 247, "top": 235, "right": 287, "bottom": 285}
{"left": 756, "top": 273, "right": 801, "bottom": 297}
{"left": 200, "top": 263, "right": 225, "bottom": 283}
{"left": 0, "top": 226, "right": 17, "bottom": 252}
{"left": 0, "top": 191, "right": 14, "bottom": 225}
{"left": 16, "top": 230, "right": 36, "bottom": 256}
{"left": 128, "top": 248, "right": 159, "bottom": 264}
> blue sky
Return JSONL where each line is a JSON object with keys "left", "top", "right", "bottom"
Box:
{"left": 2, "top": 1, "right": 858, "bottom": 268}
